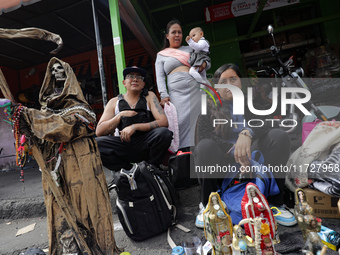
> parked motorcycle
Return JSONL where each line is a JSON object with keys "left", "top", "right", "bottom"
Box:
{"left": 256, "top": 25, "right": 340, "bottom": 135}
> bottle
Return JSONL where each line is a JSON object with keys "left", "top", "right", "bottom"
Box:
{"left": 172, "top": 246, "right": 185, "bottom": 255}
{"left": 205, "top": 8, "right": 211, "bottom": 22}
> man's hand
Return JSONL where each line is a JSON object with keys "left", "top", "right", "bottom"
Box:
{"left": 120, "top": 125, "right": 135, "bottom": 142}
{"left": 119, "top": 111, "right": 137, "bottom": 142}
{"left": 120, "top": 110, "right": 138, "bottom": 118}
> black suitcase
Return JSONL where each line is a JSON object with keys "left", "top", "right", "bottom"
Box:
{"left": 168, "top": 151, "right": 198, "bottom": 189}
{"left": 114, "top": 161, "right": 178, "bottom": 241}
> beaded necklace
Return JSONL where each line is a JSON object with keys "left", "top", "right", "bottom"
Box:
{"left": 12, "top": 104, "right": 27, "bottom": 184}
{"left": 4, "top": 105, "right": 13, "bottom": 123}
{"left": 12, "top": 104, "right": 26, "bottom": 167}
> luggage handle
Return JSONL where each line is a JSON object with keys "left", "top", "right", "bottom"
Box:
{"left": 167, "top": 224, "right": 191, "bottom": 249}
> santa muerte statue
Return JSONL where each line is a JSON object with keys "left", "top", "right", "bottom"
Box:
{"left": 294, "top": 188, "right": 322, "bottom": 241}
{"left": 16, "top": 57, "right": 120, "bottom": 254}
{"left": 241, "top": 183, "right": 278, "bottom": 255}
{"left": 0, "top": 27, "right": 120, "bottom": 254}
{"left": 203, "top": 192, "right": 233, "bottom": 255}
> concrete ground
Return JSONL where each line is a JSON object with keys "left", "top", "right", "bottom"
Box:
{"left": 1, "top": 159, "right": 340, "bottom": 255}
{"left": 0, "top": 162, "right": 202, "bottom": 255}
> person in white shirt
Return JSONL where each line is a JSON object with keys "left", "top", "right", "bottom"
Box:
{"left": 186, "top": 27, "right": 211, "bottom": 84}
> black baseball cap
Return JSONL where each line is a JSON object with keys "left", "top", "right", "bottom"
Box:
{"left": 123, "top": 66, "right": 146, "bottom": 79}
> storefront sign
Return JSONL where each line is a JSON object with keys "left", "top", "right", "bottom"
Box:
{"left": 205, "top": 0, "right": 300, "bottom": 23}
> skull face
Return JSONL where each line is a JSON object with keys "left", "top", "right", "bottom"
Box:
{"left": 52, "top": 62, "right": 66, "bottom": 82}
{"left": 236, "top": 226, "right": 244, "bottom": 238}
{"left": 249, "top": 187, "right": 256, "bottom": 198}
{"left": 60, "top": 229, "right": 80, "bottom": 253}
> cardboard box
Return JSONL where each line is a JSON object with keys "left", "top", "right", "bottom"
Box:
{"left": 303, "top": 188, "right": 340, "bottom": 219}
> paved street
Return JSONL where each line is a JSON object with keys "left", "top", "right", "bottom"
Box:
{"left": 0, "top": 162, "right": 203, "bottom": 255}
{"left": 1, "top": 161, "right": 340, "bottom": 255}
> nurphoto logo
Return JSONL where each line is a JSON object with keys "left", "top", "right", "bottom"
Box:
{"left": 201, "top": 83, "right": 312, "bottom": 129}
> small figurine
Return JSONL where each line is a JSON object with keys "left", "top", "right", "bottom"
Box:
{"left": 232, "top": 224, "right": 255, "bottom": 255}
{"left": 241, "top": 183, "right": 277, "bottom": 240}
{"left": 203, "top": 192, "right": 233, "bottom": 255}
{"left": 241, "top": 183, "right": 278, "bottom": 255}
{"left": 302, "top": 232, "right": 327, "bottom": 255}
{"left": 237, "top": 217, "right": 263, "bottom": 255}
{"left": 294, "top": 188, "right": 322, "bottom": 240}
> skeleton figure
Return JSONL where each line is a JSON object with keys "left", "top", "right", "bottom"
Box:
{"left": 204, "top": 193, "right": 233, "bottom": 255}
{"left": 60, "top": 229, "right": 80, "bottom": 254}
{"left": 51, "top": 62, "right": 67, "bottom": 93}
{"left": 294, "top": 188, "right": 321, "bottom": 240}
{"left": 233, "top": 225, "right": 255, "bottom": 255}
{"left": 16, "top": 57, "right": 119, "bottom": 254}
{"left": 241, "top": 183, "right": 278, "bottom": 255}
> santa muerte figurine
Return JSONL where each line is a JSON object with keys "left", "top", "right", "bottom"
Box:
{"left": 294, "top": 188, "right": 322, "bottom": 240}
{"left": 232, "top": 223, "right": 256, "bottom": 255}
{"left": 234, "top": 218, "right": 263, "bottom": 255}
{"left": 241, "top": 183, "right": 278, "bottom": 255}
{"left": 203, "top": 192, "right": 233, "bottom": 255}
{"left": 9, "top": 58, "right": 120, "bottom": 254}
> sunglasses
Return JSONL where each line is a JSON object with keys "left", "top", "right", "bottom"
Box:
{"left": 126, "top": 74, "right": 144, "bottom": 81}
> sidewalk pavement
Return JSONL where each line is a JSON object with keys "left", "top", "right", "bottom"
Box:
{"left": 1, "top": 161, "right": 340, "bottom": 255}
{"left": 0, "top": 161, "right": 203, "bottom": 255}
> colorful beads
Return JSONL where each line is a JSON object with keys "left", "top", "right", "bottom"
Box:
{"left": 12, "top": 104, "right": 26, "bottom": 167}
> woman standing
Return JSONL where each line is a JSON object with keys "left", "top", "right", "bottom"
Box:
{"left": 155, "top": 19, "right": 209, "bottom": 150}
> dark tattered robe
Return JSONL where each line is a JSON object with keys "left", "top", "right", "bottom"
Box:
{"left": 20, "top": 57, "right": 118, "bottom": 254}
